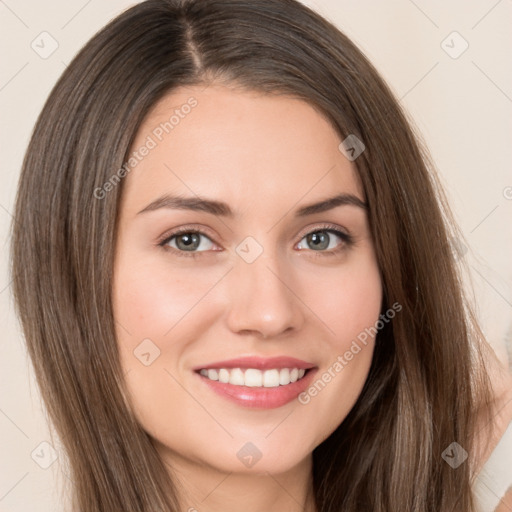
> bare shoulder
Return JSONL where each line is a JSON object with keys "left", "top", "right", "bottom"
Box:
{"left": 494, "top": 487, "right": 512, "bottom": 512}
{"left": 474, "top": 340, "right": 512, "bottom": 473}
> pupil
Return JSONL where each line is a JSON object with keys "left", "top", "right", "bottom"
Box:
{"left": 178, "top": 233, "right": 199, "bottom": 250}
{"left": 309, "top": 231, "right": 328, "bottom": 250}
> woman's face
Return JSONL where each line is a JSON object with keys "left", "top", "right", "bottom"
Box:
{"left": 112, "top": 83, "right": 382, "bottom": 475}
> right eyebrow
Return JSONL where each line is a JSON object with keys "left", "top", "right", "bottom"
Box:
{"left": 137, "top": 194, "right": 233, "bottom": 217}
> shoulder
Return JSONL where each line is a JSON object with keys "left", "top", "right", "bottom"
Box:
{"left": 476, "top": 364, "right": 512, "bottom": 470}
{"left": 495, "top": 487, "right": 512, "bottom": 512}
{"left": 475, "top": 341, "right": 512, "bottom": 469}
{"left": 473, "top": 341, "right": 512, "bottom": 512}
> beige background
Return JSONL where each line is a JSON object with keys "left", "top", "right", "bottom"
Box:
{"left": 1, "top": 0, "right": 511, "bottom": 510}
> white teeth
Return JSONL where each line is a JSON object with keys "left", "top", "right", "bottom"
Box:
{"left": 218, "top": 368, "right": 230, "bottom": 383}
{"left": 199, "top": 367, "right": 308, "bottom": 387}
{"left": 229, "top": 368, "right": 245, "bottom": 386}
{"left": 279, "top": 368, "right": 290, "bottom": 385}
{"left": 263, "top": 369, "right": 280, "bottom": 388}
{"left": 245, "top": 369, "right": 263, "bottom": 387}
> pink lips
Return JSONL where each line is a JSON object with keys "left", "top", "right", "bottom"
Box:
{"left": 193, "top": 355, "right": 315, "bottom": 371}
{"left": 194, "top": 356, "right": 317, "bottom": 409}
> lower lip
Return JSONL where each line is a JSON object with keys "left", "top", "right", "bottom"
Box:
{"left": 196, "top": 369, "right": 318, "bottom": 409}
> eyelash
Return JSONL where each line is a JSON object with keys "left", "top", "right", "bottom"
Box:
{"left": 157, "top": 223, "right": 353, "bottom": 260}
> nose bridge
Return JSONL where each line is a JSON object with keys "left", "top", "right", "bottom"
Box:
{"left": 225, "top": 239, "right": 303, "bottom": 338}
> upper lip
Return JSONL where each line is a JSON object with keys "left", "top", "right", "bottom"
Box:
{"left": 193, "top": 356, "right": 316, "bottom": 371}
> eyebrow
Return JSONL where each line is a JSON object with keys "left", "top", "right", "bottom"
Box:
{"left": 137, "top": 192, "right": 367, "bottom": 217}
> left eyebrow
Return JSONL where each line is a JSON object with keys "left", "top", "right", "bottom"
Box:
{"left": 136, "top": 192, "right": 367, "bottom": 217}
{"left": 295, "top": 193, "right": 367, "bottom": 216}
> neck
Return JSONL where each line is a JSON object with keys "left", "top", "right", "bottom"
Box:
{"left": 161, "top": 448, "right": 316, "bottom": 512}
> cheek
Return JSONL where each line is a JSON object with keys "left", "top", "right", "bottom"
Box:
{"left": 330, "top": 273, "right": 381, "bottom": 341}
{"left": 112, "top": 255, "right": 220, "bottom": 442}
{"left": 294, "top": 252, "right": 382, "bottom": 442}
{"left": 300, "top": 249, "right": 382, "bottom": 344}
{"left": 113, "top": 255, "right": 223, "bottom": 346}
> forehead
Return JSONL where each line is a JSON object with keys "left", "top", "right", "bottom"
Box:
{"left": 120, "top": 83, "right": 363, "bottom": 216}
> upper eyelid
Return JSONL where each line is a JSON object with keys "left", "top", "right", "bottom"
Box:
{"left": 295, "top": 223, "right": 350, "bottom": 240}
{"left": 158, "top": 224, "right": 218, "bottom": 247}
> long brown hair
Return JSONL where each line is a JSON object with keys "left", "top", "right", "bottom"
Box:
{"left": 11, "top": 0, "right": 495, "bottom": 510}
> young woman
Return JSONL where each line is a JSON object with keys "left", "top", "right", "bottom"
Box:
{"left": 11, "top": 0, "right": 512, "bottom": 511}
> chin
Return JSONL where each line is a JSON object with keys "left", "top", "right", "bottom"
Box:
{"left": 161, "top": 437, "right": 314, "bottom": 476}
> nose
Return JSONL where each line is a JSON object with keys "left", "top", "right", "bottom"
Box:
{"left": 224, "top": 247, "right": 305, "bottom": 340}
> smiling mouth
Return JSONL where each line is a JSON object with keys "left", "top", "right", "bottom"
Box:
{"left": 197, "top": 367, "right": 309, "bottom": 387}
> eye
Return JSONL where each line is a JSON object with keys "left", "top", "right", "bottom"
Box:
{"left": 296, "top": 226, "right": 352, "bottom": 255}
{"left": 158, "top": 224, "right": 352, "bottom": 258}
{"left": 160, "top": 229, "right": 217, "bottom": 255}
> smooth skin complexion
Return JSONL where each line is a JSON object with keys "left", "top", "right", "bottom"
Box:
{"left": 113, "top": 83, "right": 382, "bottom": 512}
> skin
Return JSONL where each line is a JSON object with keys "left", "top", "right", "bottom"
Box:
{"left": 475, "top": 344, "right": 512, "bottom": 512}
{"left": 496, "top": 487, "right": 512, "bottom": 512}
{"left": 112, "top": 83, "right": 382, "bottom": 512}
